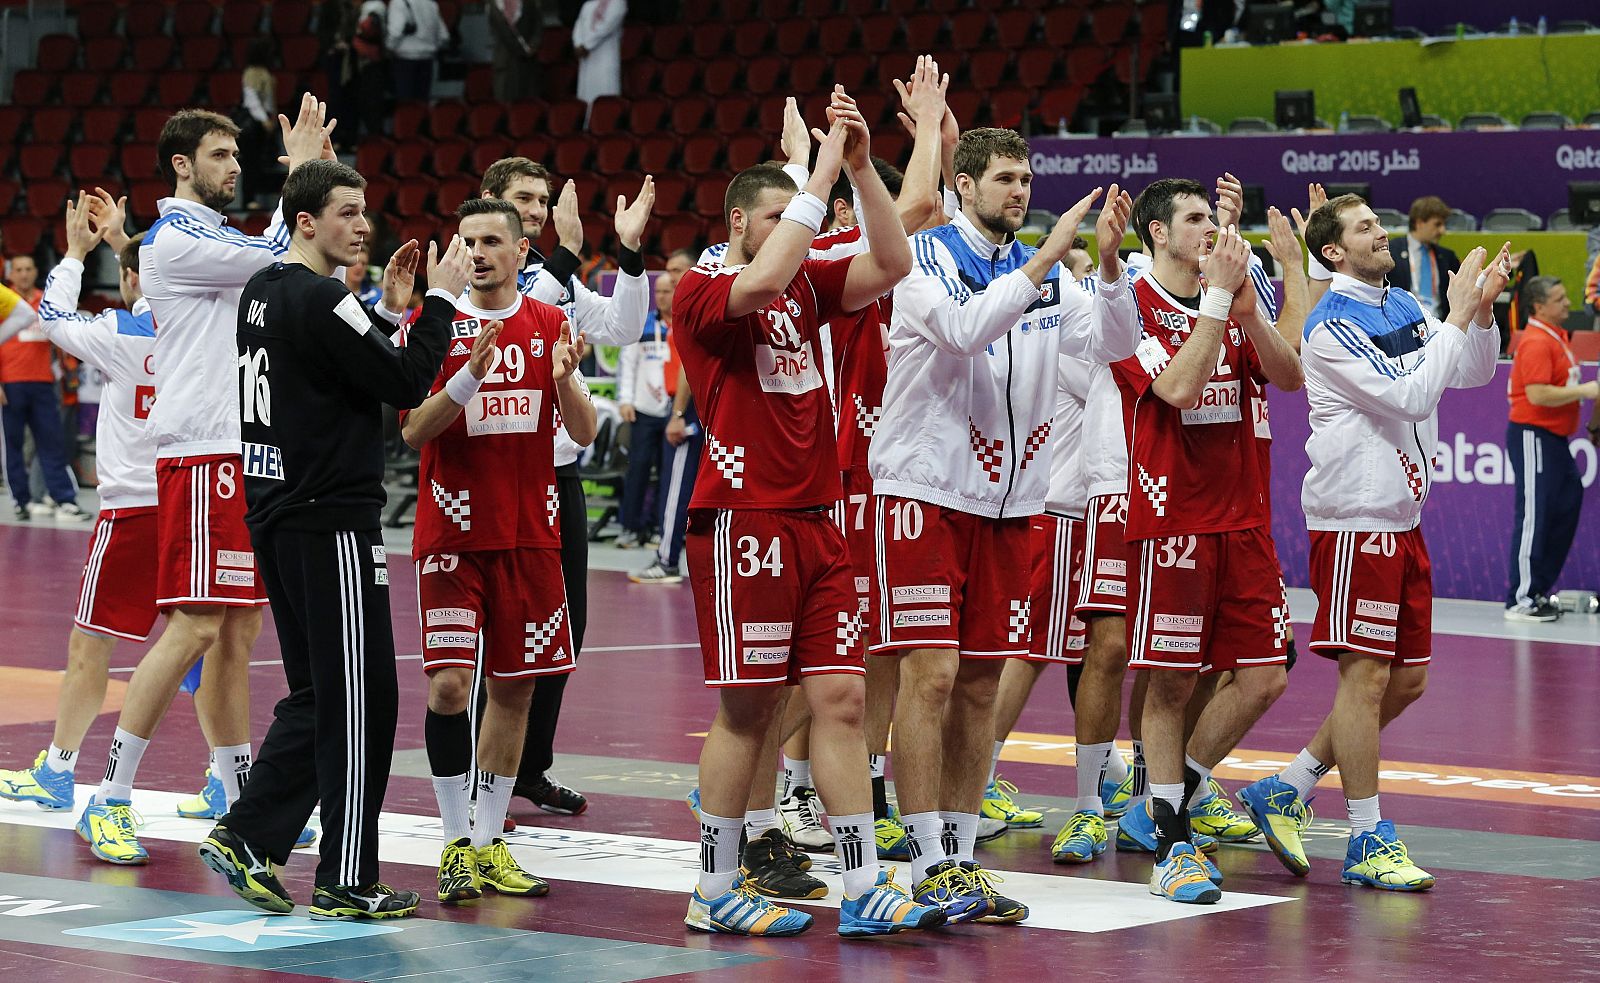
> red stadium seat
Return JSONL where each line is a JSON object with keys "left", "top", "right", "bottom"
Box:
{"left": 818, "top": 15, "right": 857, "bottom": 55}
{"left": 1113, "top": 44, "right": 1152, "bottom": 85}
{"left": 620, "top": 23, "right": 647, "bottom": 61}
{"left": 60, "top": 71, "right": 101, "bottom": 107}
{"left": 701, "top": 59, "right": 741, "bottom": 98}
{"left": 682, "top": 0, "right": 716, "bottom": 20}
{"left": 995, "top": 9, "right": 1039, "bottom": 47}
{"left": 759, "top": 0, "right": 793, "bottom": 19}
{"left": 82, "top": 36, "right": 125, "bottom": 72}
{"left": 680, "top": 134, "right": 722, "bottom": 175}
{"left": 363, "top": 177, "right": 396, "bottom": 213}
{"left": 657, "top": 215, "right": 707, "bottom": 255}
{"left": 274, "top": 0, "right": 313, "bottom": 34}
{"left": 124, "top": 5, "right": 166, "bottom": 40}
{"left": 873, "top": 131, "right": 908, "bottom": 168}
{"left": 1043, "top": 7, "right": 1085, "bottom": 46}
{"left": 0, "top": 180, "right": 18, "bottom": 216}
{"left": 854, "top": 91, "right": 889, "bottom": 127}
{"left": 713, "top": 95, "right": 756, "bottom": 133}
{"left": 430, "top": 139, "right": 471, "bottom": 176}
{"left": 1066, "top": 48, "right": 1109, "bottom": 87}
{"left": 392, "top": 101, "right": 428, "bottom": 141}
{"left": 280, "top": 34, "right": 321, "bottom": 73}
{"left": 690, "top": 22, "right": 729, "bottom": 60}
{"left": 398, "top": 216, "right": 439, "bottom": 248}
{"left": 670, "top": 96, "right": 711, "bottom": 134}
{"left": 732, "top": 21, "right": 774, "bottom": 60}
{"left": 858, "top": 13, "right": 898, "bottom": 51}
{"left": 120, "top": 143, "right": 160, "bottom": 182}
{"left": 469, "top": 139, "right": 514, "bottom": 175}
{"left": 464, "top": 65, "right": 495, "bottom": 104}
{"left": 132, "top": 108, "right": 168, "bottom": 143}
{"left": 394, "top": 179, "right": 439, "bottom": 217}
{"left": 354, "top": 140, "right": 392, "bottom": 175}
{"left": 221, "top": 2, "right": 262, "bottom": 36}
{"left": 504, "top": 100, "right": 548, "bottom": 140}
{"left": 636, "top": 134, "right": 680, "bottom": 174}
{"left": 273, "top": 71, "right": 310, "bottom": 108}
{"left": 968, "top": 50, "right": 1009, "bottom": 90}
{"left": 36, "top": 34, "right": 78, "bottom": 72}
{"left": 832, "top": 52, "right": 872, "bottom": 91}
{"left": 31, "top": 108, "right": 75, "bottom": 144}
{"left": 788, "top": 53, "right": 828, "bottom": 95}
{"left": 155, "top": 72, "right": 200, "bottom": 107}
{"left": 428, "top": 100, "right": 468, "bottom": 138}
{"left": 69, "top": 146, "right": 117, "bottom": 184}
{"left": 436, "top": 176, "right": 479, "bottom": 213}
{"left": 465, "top": 104, "right": 506, "bottom": 140}
{"left": 587, "top": 96, "right": 627, "bottom": 136}
{"left": 986, "top": 87, "right": 1031, "bottom": 129}
{"left": 1036, "top": 87, "right": 1084, "bottom": 130}
{"left": 9, "top": 71, "right": 53, "bottom": 106}
{"left": 545, "top": 99, "right": 588, "bottom": 135}
{"left": 840, "top": 0, "right": 877, "bottom": 14}
{"left": 651, "top": 174, "right": 691, "bottom": 215}
{"left": 624, "top": 57, "right": 660, "bottom": 98}
{"left": 1, "top": 218, "right": 47, "bottom": 255}
{"left": 27, "top": 179, "right": 72, "bottom": 216}
{"left": 1016, "top": 48, "right": 1058, "bottom": 91}
{"left": 774, "top": 18, "right": 813, "bottom": 57}
{"left": 1091, "top": 2, "right": 1135, "bottom": 46}
{"left": 19, "top": 146, "right": 63, "bottom": 181}
{"left": 128, "top": 179, "right": 168, "bottom": 220}
{"left": 949, "top": 11, "right": 992, "bottom": 50}
{"left": 80, "top": 107, "right": 123, "bottom": 144}
{"left": 74, "top": 2, "right": 121, "bottom": 39}
{"left": 691, "top": 180, "right": 725, "bottom": 218}
{"left": 595, "top": 135, "right": 635, "bottom": 173}
{"left": 800, "top": 0, "right": 835, "bottom": 15}
{"left": 392, "top": 144, "right": 431, "bottom": 179}
{"left": 552, "top": 137, "right": 593, "bottom": 175}
{"left": 172, "top": 1, "right": 215, "bottom": 37}
{"left": 627, "top": 96, "right": 669, "bottom": 135}
{"left": 744, "top": 55, "right": 785, "bottom": 96}
{"left": 1140, "top": 3, "right": 1170, "bottom": 41}
{"left": 657, "top": 60, "right": 699, "bottom": 100}
{"left": 725, "top": 133, "right": 767, "bottom": 172}
{"left": 876, "top": 52, "right": 918, "bottom": 91}
{"left": 209, "top": 72, "right": 243, "bottom": 108}
{"left": 649, "top": 23, "right": 689, "bottom": 60}
{"left": 0, "top": 107, "right": 23, "bottom": 144}
{"left": 903, "top": 13, "right": 945, "bottom": 50}
{"left": 537, "top": 25, "right": 571, "bottom": 62}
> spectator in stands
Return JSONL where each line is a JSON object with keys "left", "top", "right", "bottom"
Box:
{"left": 1505, "top": 276, "right": 1593, "bottom": 622}
{"left": 613, "top": 272, "right": 675, "bottom": 549}
{"left": 7, "top": 256, "right": 42, "bottom": 310}
{"left": 490, "top": 0, "right": 543, "bottom": 102}
{"left": 573, "top": 0, "right": 624, "bottom": 120}
{"left": 387, "top": 0, "right": 450, "bottom": 102}
{"left": 1585, "top": 249, "right": 1600, "bottom": 319}
{"left": 1389, "top": 196, "right": 1460, "bottom": 319}
{"left": 629, "top": 248, "right": 697, "bottom": 585}
{"left": 236, "top": 41, "right": 277, "bottom": 208}
{"left": 343, "top": 245, "right": 383, "bottom": 307}
{"left": 2, "top": 262, "right": 85, "bottom": 521}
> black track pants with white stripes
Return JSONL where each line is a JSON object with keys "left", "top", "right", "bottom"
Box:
{"left": 223, "top": 526, "right": 399, "bottom": 889}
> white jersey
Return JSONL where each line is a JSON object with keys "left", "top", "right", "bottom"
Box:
{"left": 38, "top": 259, "right": 157, "bottom": 509}
{"left": 142, "top": 197, "right": 287, "bottom": 458}
{"left": 1046, "top": 355, "right": 1093, "bottom": 518}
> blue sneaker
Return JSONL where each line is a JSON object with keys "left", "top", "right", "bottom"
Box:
{"left": 875, "top": 804, "right": 912, "bottom": 862}
{"left": 1051, "top": 810, "right": 1108, "bottom": 864}
{"left": 685, "top": 786, "right": 702, "bottom": 822}
{"left": 295, "top": 825, "right": 318, "bottom": 849}
{"left": 1237, "top": 775, "right": 1313, "bottom": 877}
{"left": 1115, "top": 800, "right": 1219, "bottom": 854}
{"left": 0, "top": 751, "right": 75, "bottom": 811}
{"left": 1341, "top": 821, "right": 1434, "bottom": 891}
{"left": 838, "top": 868, "right": 945, "bottom": 938}
{"left": 1150, "top": 843, "right": 1221, "bottom": 904}
{"left": 180, "top": 768, "right": 316, "bottom": 849}
{"left": 913, "top": 859, "right": 991, "bottom": 924}
{"left": 685, "top": 877, "right": 813, "bottom": 936}
{"left": 1101, "top": 766, "right": 1134, "bottom": 820}
{"left": 77, "top": 798, "right": 149, "bottom": 865}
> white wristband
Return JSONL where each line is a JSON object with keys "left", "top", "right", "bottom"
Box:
{"left": 445, "top": 363, "right": 483, "bottom": 406}
{"left": 1198, "top": 288, "right": 1234, "bottom": 322}
{"left": 781, "top": 191, "right": 827, "bottom": 234}
{"left": 1305, "top": 251, "right": 1334, "bottom": 281}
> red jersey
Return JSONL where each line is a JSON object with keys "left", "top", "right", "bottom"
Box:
{"left": 674, "top": 255, "right": 857, "bottom": 510}
{"left": 828, "top": 297, "right": 890, "bottom": 471}
{"left": 1111, "top": 276, "right": 1270, "bottom": 542}
{"left": 404, "top": 294, "right": 567, "bottom": 557}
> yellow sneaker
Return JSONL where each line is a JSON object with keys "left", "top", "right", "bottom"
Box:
{"left": 476, "top": 838, "right": 549, "bottom": 896}
{"left": 76, "top": 798, "right": 149, "bottom": 865}
{"left": 1341, "top": 822, "right": 1435, "bottom": 891}
{"left": 981, "top": 777, "right": 1044, "bottom": 828}
{"left": 438, "top": 837, "right": 482, "bottom": 904}
{"left": 1190, "top": 781, "right": 1260, "bottom": 843}
{"left": 1051, "top": 810, "right": 1108, "bottom": 863}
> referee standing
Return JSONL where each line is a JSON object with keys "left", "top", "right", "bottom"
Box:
{"left": 199, "top": 159, "right": 471, "bottom": 919}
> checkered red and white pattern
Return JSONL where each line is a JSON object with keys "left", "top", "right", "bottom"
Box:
{"left": 836, "top": 609, "right": 863, "bottom": 658}
{"left": 853, "top": 393, "right": 882, "bottom": 439}
{"left": 524, "top": 606, "right": 567, "bottom": 661}
{"left": 431, "top": 480, "right": 472, "bottom": 531}
{"left": 545, "top": 483, "right": 560, "bottom": 526}
{"left": 1020, "top": 420, "right": 1052, "bottom": 470}
{"left": 1396, "top": 449, "right": 1424, "bottom": 502}
{"left": 1007, "top": 598, "right": 1031, "bottom": 645}
{"left": 969, "top": 419, "right": 1004, "bottom": 484}
{"left": 1136, "top": 465, "right": 1167, "bottom": 518}
{"left": 706, "top": 435, "right": 746, "bottom": 490}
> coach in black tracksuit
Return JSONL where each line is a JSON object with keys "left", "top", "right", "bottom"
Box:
{"left": 200, "top": 159, "right": 470, "bottom": 919}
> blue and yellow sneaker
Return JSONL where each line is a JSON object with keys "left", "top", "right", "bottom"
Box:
{"left": 77, "top": 798, "right": 149, "bottom": 865}
{"left": 1116, "top": 800, "right": 1218, "bottom": 854}
{"left": 685, "top": 877, "right": 813, "bottom": 936}
{"left": 1051, "top": 810, "right": 1108, "bottom": 864}
{"left": 875, "top": 805, "right": 912, "bottom": 862}
{"left": 838, "top": 868, "right": 946, "bottom": 938}
{"left": 1236, "top": 775, "right": 1313, "bottom": 877}
{"left": 1190, "top": 780, "right": 1260, "bottom": 843}
{"left": 981, "top": 777, "right": 1044, "bottom": 828}
{"left": 685, "top": 786, "right": 702, "bottom": 822}
{"left": 0, "top": 751, "right": 75, "bottom": 811}
{"left": 1341, "top": 821, "right": 1434, "bottom": 891}
{"left": 914, "top": 859, "right": 991, "bottom": 924}
{"left": 1101, "top": 768, "right": 1134, "bottom": 820}
{"left": 179, "top": 769, "right": 316, "bottom": 849}
{"left": 1150, "top": 843, "right": 1222, "bottom": 904}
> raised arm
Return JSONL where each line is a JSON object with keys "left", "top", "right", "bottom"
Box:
{"left": 401, "top": 317, "right": 503, "bottom": 449}
{"left": 1448, "top": 241, "right": 1509, "bottom": 389}
{"left": 37, "top": 196, "right": 119, "bottom": 367}
{"left": 1058, "top": 185, "right": 1138, "bottom": 362}
{"left": 1152, "top": 227, "right": 1250, "bottom": 408}
{"left": 890, "top": 55, "right": 948, "bottom": 234}
{"left": 553, "top": 327, "right": 597, "bottom": 447}
{"left": 828, "top": 89, "right": 912, "bottom": 313}
{"left": 335, "top": 237, "right": 470, "bottom": 409}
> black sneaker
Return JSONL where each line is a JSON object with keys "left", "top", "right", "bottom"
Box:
{"left": 198, "top": 825, "right": 295, "bottom": 914}
{"left": 310, "top": 882, "right": 420, "bottom": 920}
{"left": 11, "top": 503, "right": 28, "bottom": 521}
{"left": 739, "top": 829, "right": 828, "bottom": 900}
{"left": 960, "top": 861, "right": 1030, "bottom": 924}
{"left": 515, "top": 774, "right": 588, "bottom": 815}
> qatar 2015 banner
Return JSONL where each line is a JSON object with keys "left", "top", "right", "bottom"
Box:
{"left": 1266, "top": 363, "right": 1600, "bottom": 601}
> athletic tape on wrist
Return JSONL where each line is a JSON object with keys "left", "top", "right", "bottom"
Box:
{"left": 781, "top": 191, "right": 826, "bottom": 234}
{"left": 1199, "top": 288, "right": 1234, "bottom": 322}
{"left": 445, "top": 363, "right": 483, "bottom": 406}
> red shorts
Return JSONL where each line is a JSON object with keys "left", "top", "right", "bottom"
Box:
{"left": 1126, "top": 525, "right": 1290, "bottom": 674}
{"left": 831, "top": 466, "right": 876, "bottom": 628}
{"left": 1024, "top": 513, "right": 1088, "bottom": 664}
{"left": 417, "top": 548, "right": 575, "bottom": 679}
{"left": 1076, "top": 494, "right": 1129, "bottom": 617}
{"left": 155, "top": 454, "right": 268, "bottom": 608}
{"left": 75, "top": 507, "right": 160, "bottom": 641}
{"left": 686, "top": 508, "right": 865, "bottom": 687}
{"left": 868, "top": 495, "right": 1032, "bottom": 658}
{"left": 1308, "top": 529, "right": 1432, "bottom": 666}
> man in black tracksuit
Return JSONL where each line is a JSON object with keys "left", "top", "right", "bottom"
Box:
{"left": 198, "top": 159, "right": 471, "bottom": 919}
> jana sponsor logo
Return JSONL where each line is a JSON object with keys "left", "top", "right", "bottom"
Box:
{"left": 1095, "top": 559, "right": 1126, "bottom": 577}
{"left": 755, "top": 343, "right": 823, "bottom": 396}
{"left": 1150, "top": 634, "right": 1201, "bottom": 653}
{"left": 466, "top": 388, "right": 543, "bottom": 436}
{"left": 1180, "top": 380, "right": 1241, "bottom": 426}
{"left": 214, "top": 569, "right": 255, "bottom": 587}
{"left": 1351, "top": 619, "right": 1399, "bottom": 642}
{"left": 1093, "top": 578, "right": 1127, "bottom": 598}
{"left": 1152, "top": 613, "right": 1204, "bottom": 632}
{"left": 741, "top": 621, "right": 793, "bottom": 640}
{"left": 1355, "top": 598, "right": 1400, "bottom": 620}
{"left": 426, "top": 607, "right": 478, "bottom": 627}
{"left": 426, "top": 630, "right": 478, "bottom": 649}
{"left": 893, "top": 585, "right": 951, "bottom": 603}
{"left": 742, "top": 646, "right": 789, "bottom": 665}
{"left": 894, "top": 609, "right": 952, "bottom": 627}
{"left": 215, "top": 549, "right": 254, "bottom": 569}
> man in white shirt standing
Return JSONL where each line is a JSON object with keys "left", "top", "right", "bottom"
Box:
{"left": 573, "top": 0, "right": 625, "bottom": 119}
{"left": 387, "top": 0, "right": 450, "bottom": 101}
{"left": 615, "top": 273, "right": 676, "bottom": 548}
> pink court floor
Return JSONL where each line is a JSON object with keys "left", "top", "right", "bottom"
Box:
{"left": 1, "top": 517, "right": 1598, "bottom": 982}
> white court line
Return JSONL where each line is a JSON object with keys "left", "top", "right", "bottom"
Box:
{"left": 0, "top": 786, "right": 1293, "bottom": 933}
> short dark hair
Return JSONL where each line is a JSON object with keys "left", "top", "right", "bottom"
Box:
{"left": 1070, "top": 235, "right": 1088, "bottom": 251}
{"left": 1408, "top": 195, "right": 1450, "bottom": 229}
{"left": 724, "top": 162, "right": 797, "bottom": 225}
{"left": 457, "top": 196, "right": 524, "bottom": 240}
{"left": 1523, "top": 274, "right": 1564, "bottom": 309}
{"left": 283, "top": 159, "right": 367, "bottom": 235}
{"left": 481, "top": 157, "right": 550, "bottom": 198}
{"left": 1130, "top": 178, "right": 1209, "bottom": 251}
{"left": 953, "top": 128, "right": 1029, "bottom": 184}
{"left": 119, "top": 233, "right": 145, "bottom": 274}
{"left": 668, "top": 247, "right": 697, "bottom": 265}
{"left": 157, "top": 109, "right": 240, "bottom": 188}
{"left": 827, "top": 157, "right": 905, "bottom": 223}
{"left": 1304, "top": 194, "right": 1369, "bottom": 266}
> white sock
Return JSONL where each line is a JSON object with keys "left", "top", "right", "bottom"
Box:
{"left": 988, "top": 740, "right": 1005, "bottom": 786}
{"left": 213, "top": 743, "right": 253, "bottom": 810}
{"left": 744, "top": 808, "right": 779, "bottom": 842}
{"left": 781, "top": 756, "right": 811, "bottom": 797}
{"left": 1184, "top": 754, "right": 1213, "bottom": 803}
{"left": 471, "top": 771, "right": 515, "bottom": 849}
{"left": 45, "top": 744, "right": 77, "bottom": 774}
{"left": 1075, "top": 741, "right": 1114, "bottom": 815}
{"left": 941, "top": 810, "right": 979, "bottom": 865}
{"left": 433, "top": 772, "right": 472, "bottom": 844}
{"left": 868, "top": 753, "right": 886, "bottom": 779}
{"left": 1348, "top": 794, "right": 1381, "bottom": 836}
{"left": 98, "top": 728, "right": 149, "bottom": 803}
{"left": 697, "top": 810, "right": 744, "bottom": 897}
{"left": 830, "top": 812, "right": 878, "bottom": 898}
{"left": 1150, "top": 782, "right": 1184, "bottom": 815}
{"left": 1104, "top": 746, "right": 1130, "bottom": 783}
{"left": 1280, "top": 748, "right": 1331, "bottom": 799}
{"left": 1130, "top": 739, "right": 1148, "bottom": 804}
{"left": 901, "top": 811, "right": 946, "bottom": 885}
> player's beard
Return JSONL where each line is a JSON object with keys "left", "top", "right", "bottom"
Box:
{"left": 193, "top": 172, "right": 235, "bottom": 213}
{"left": 974, "top": 199, "right": 1024, "bottom": 239}
{"left": 1352, "top": 243, "right": 1395, "bottom": 283}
